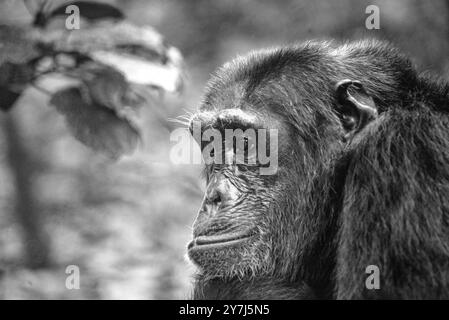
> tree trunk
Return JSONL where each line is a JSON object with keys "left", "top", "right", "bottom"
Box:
{"left": 2, "top": 112, "right": 51, "bottom": 269}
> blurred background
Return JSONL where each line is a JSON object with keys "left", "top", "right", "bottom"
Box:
{"left": 0, "top": 0, "right": 448, "bottom": 299}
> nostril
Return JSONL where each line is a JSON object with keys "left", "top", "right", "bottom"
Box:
{"left": 204, "top": 190, "right": 222, "bottom": 216}
{"left": 207, "top": 189, "right": 222, "bottom": 206}
{"left": 214, "top": 195, "right": 222, "bottom": 206}
{"left": 205, "top": 176, "right": 241, "bottom": 210}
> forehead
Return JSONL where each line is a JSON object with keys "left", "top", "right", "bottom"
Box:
{"left": 196, "top": 44, "right": 341, "bottom": 140}
{"left": 201, "top": 80, "right": 248, "bottom": 112}
{"left": 201, "top": 45, "right": 329, "bottom": 110}
{"left": 201, "top": 49, "right": 285, "bottom": 111}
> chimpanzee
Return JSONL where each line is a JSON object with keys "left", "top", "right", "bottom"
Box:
{"left": 187, "top": 40, "right": 449, "bottom": 299}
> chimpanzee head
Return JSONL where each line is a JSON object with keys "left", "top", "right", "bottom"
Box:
{"left": 187, "top": 40, "right": 416, "bottom": 286}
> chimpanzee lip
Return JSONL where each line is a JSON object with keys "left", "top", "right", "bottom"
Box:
{"left": 188, "top": 231, "right": 254, "bottom": 251}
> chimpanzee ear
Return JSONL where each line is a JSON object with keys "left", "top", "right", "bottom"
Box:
{"left": 335, "top": 79, "right": 378, "bottom": 140}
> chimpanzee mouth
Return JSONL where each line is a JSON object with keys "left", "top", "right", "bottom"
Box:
{"left": 188, "top": 231, "right": 254, "bottom": 251}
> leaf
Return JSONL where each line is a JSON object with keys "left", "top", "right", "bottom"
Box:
{"left": 0, "top": 25, "right": 39, "bottom": 111}
{"left": 50, "top": 87, "right": 140, "bottom": 159}
{"left": 0, "top": 62, "right": 35, "bottom": 87}
{"left": 75, "top": 63, "right": 147, "bottom": 111}
{"left": 90, "top": 50, "right": 182, "bottom": 92}
{"left": 36, "top": 21, "right": 184, "bottom": 92}
{"left": 38, "top": 21, "right": 164, "bottom": 56}
{"left": 115, "top": 44, "right": 167, "bottom": 64}
{"left": 0, "top": 62, "right": 35, "bottom": 111}
{"left": 0, "top": 25, "right": 40, "bottom": 64}
{"left": 77, "top": 64, "right": 128, "bottom": 111}
{"left": 0, "top": 88, "right": 21, "bottom": 111}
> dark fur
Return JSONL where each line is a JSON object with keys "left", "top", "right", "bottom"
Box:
{"left": 193, "top": 277, "right": 315, "bottom": 300}
{"left": 190, "top": 40, "right": 449, "bottom": 299}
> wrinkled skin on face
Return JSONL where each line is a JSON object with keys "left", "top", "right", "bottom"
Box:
{"left": 187, "top": 110, "right": 287, "bottom": 279}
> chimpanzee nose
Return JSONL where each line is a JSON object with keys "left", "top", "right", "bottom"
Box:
{"left": 205, "top": 175, "right": 240, "bottom": 209}
{"left": 206, "top": 182, "right": 222, "bottom": 206}
{"left": 193, "top": 175, "right": 242, "bottom": 236}
{"left": 206, "top": 176, "right": 223, "bottom": 206}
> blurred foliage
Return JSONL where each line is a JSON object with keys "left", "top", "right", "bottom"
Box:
{"left": 0, "top": 0, "right": 448, "bottom": 299}
{"left": 0, "top": 1, "right": 183, "bottom": 158}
